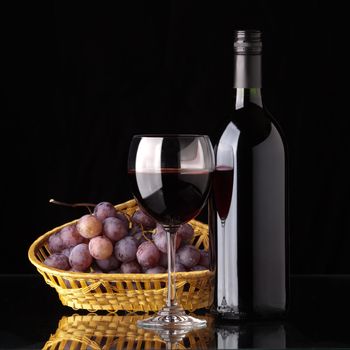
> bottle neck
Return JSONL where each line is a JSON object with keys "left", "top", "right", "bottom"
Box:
{"left": 233, "top": 54, "right": 261, "bottom": 89}
{"left": 233, "top": 54, "right": 262, "bottom": 109}
{"left": 234, "top": 87, "right": 262, "bottom": 109}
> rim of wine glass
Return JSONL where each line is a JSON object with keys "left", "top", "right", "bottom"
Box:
{"left": 131, "top": 134, "right": 211, "bottom": 139}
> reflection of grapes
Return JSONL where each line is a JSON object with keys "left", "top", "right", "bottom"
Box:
{"left": 69, "top": 243, "right": 93, "bottom": 271}
{"left": 136, "top": 241, "right": 160, "bottom": 268}
{"left": 114, "top": 236, "right": 137, "bottom": 263}
{"left": 89, "top": 236, "right": 114, "bottom": 260}
{"left": 103, "top": 217, "right": 128, "bottom": 242}
{"left": 77, "top": 215, "right": 102, "bottom": 239}
{"left": 44, "top": 253, "right": 70, "bottom": 270}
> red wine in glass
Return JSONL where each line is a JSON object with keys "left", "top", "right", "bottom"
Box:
{"left": 213, "top": 166, "right": 234, "bottom": 221}
{"left": 128, "top": 168, "right": 212, "bottom": 226}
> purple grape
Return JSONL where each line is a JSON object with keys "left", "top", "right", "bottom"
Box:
{"left": 44, "top": 253, "right": 70, "bottom": 270}
{"left": 90, "top": 263, "right": 104, "bottom": 273}
{"left": 198, "top": 250, "right": 210, "bottom": 268}
{"left": 114, "top": 236, "right": 137, "bottom": 263}
{"left": 76, "top": 214, "right": 102, "bottom": 239}
{"left": 88, "top": 236, "right": 114, "bottom": 260}
{"left": 103, "top": 217, "right": 128, "bottom": 242}
{"left": 60, "top": 224, "right": 84, "bottom": 248}
{"left": 115, "top": 211, "right": 129, "bottom": 226}
{"left": 177, "top": 245, "right": 200, "bottom": 268}
{"left": 128, "top": 224, "right": 142, "bottom": 236}
{"left": 95, "top": 255, "right": 121, "bottom": 272}
{"left": 69, "top": 267, "right": 89, "bottom": 273}
{"left": 47, "top": 232, "right": 65, "bottom": 253}
{"left": 190, "top": 265, "right": 207, "bottom": 271}
{"left": 158, "top": 252, "right": 168, "bottom": 268}
{"left": 145, "top": 266, "right": 166, "bottom": 274}
{"left": 93, "top": 201, "right": 117, "bottom": 221}
{"left": 153, "top": 224, "right": 181, "bottom": 253}
{"left": 69, "top": 243, "right": 93, "bottom": 271}
{"left": 62, "top": 247, "right": 73, "bottom": 258}
{"left": 133, "top": 230, "right": 153, "bottom": 246}
{"left": 136, "top": 241, "right": 160, "bottom": 268}
{"left": 120, "top": 260, "right": 141, "bottom": 273}
{"left": 131, "top": 209, "right": 156, "bottom": 230}
{"left": 62, "top": 279, "right": 72, "bottom": 288}
{"left": 176, "top": 223, "right": 194, "bottom": 242}
{"left": 175, "top": 262, "right": 187, "bottom": 272}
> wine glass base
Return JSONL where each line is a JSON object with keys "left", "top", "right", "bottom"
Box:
{"left": 217, "top": 305, "right": 235, "bottom": 313}
{"left": 137, "top": 305, "right": 207, "bottom": 331}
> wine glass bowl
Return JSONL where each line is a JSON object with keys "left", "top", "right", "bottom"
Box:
{"left": 127, "top": 134, "right": 214, "bottom": 331}
{"left": 212, "top": 143, "right": 234, "bottom": 314}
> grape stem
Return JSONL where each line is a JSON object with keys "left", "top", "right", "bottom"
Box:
{"left": 49, "top": 199, "right": 97, "bottom": 214}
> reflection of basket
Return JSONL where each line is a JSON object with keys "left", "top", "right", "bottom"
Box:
{"left": 43, "top": 313, "right": 215, "bottom": 350}
{"left": 28, "top": 199, "right": 214, "bottom": 312}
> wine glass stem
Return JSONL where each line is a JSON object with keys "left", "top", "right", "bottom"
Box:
{"left": 166, "top": 228, "right": 178, "bottom": 308}
{"left": 221, "top": 220, "right": 228, "bottom": 307}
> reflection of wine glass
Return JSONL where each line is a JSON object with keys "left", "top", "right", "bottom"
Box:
{"left": 43, "top": 313, "right": 215, "bottom": 350}
{"left": 127, "top": 135, "right": 214, "bottom": 331}
{"left": 213, "top": 143, "right": 234, "bottom": 313}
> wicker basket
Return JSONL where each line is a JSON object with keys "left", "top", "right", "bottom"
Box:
{"left": 43, "top": 313, "right": 215, "bottom": 350}
{"left": 28, "top": 199, "right": 214, "bottom": 312}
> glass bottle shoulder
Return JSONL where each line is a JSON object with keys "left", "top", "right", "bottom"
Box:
{"left": 218, "top": 102, "right": 278, "bottom": 147}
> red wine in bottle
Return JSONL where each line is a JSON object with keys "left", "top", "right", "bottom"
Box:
{"left": 209, "top": 30, "right": 289, "bottom": 320}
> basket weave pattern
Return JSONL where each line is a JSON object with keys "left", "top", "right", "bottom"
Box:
{"left": 28, "top": 199, "right": 214, "bottom": 312}
{"left": 43, "top": 313, "right": 214, "bottom": 349}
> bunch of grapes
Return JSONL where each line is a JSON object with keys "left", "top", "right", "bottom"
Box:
{"left": 44, "top": 202, "right": 209, "bottom": 274}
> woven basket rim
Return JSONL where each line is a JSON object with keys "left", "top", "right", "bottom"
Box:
{"left": 28, "top": 198, "right": 211, "bottom": 280}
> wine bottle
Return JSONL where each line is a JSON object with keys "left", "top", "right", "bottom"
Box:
{"left": 209, "top": 29, "right": 289, "bottom": 320}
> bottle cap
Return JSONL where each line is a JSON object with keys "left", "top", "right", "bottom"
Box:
{"left": 234, "top": 30, "right": 262, "bottom": 54}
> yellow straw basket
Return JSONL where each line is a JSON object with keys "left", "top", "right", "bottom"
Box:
{"left": 28, "top": 199, "right": 214, "bottom": 312}
{"left": 43, "top": 313, "right": 215, "bottom": 350}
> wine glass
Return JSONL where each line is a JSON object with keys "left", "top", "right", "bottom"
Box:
{"left": 127, "top": 134, "right": 214, "bottom": 330}
{"left": 212, "top": 143, "right": 234, "bottom": 313}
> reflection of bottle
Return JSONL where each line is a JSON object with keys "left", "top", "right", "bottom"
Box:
{"left": 210, "top": 29, "right": 289, "bottom": 320}
{"left": 216, "top": 322, "right": 287, "bottom": 349}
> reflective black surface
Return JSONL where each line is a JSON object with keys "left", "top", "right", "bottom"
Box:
{"left": 1, "top": 274, "right": 350, "bottom": 349}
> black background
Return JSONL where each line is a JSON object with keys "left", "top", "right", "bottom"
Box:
{"left": 3, "top": 1, "right": 349, "bottom": 274}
